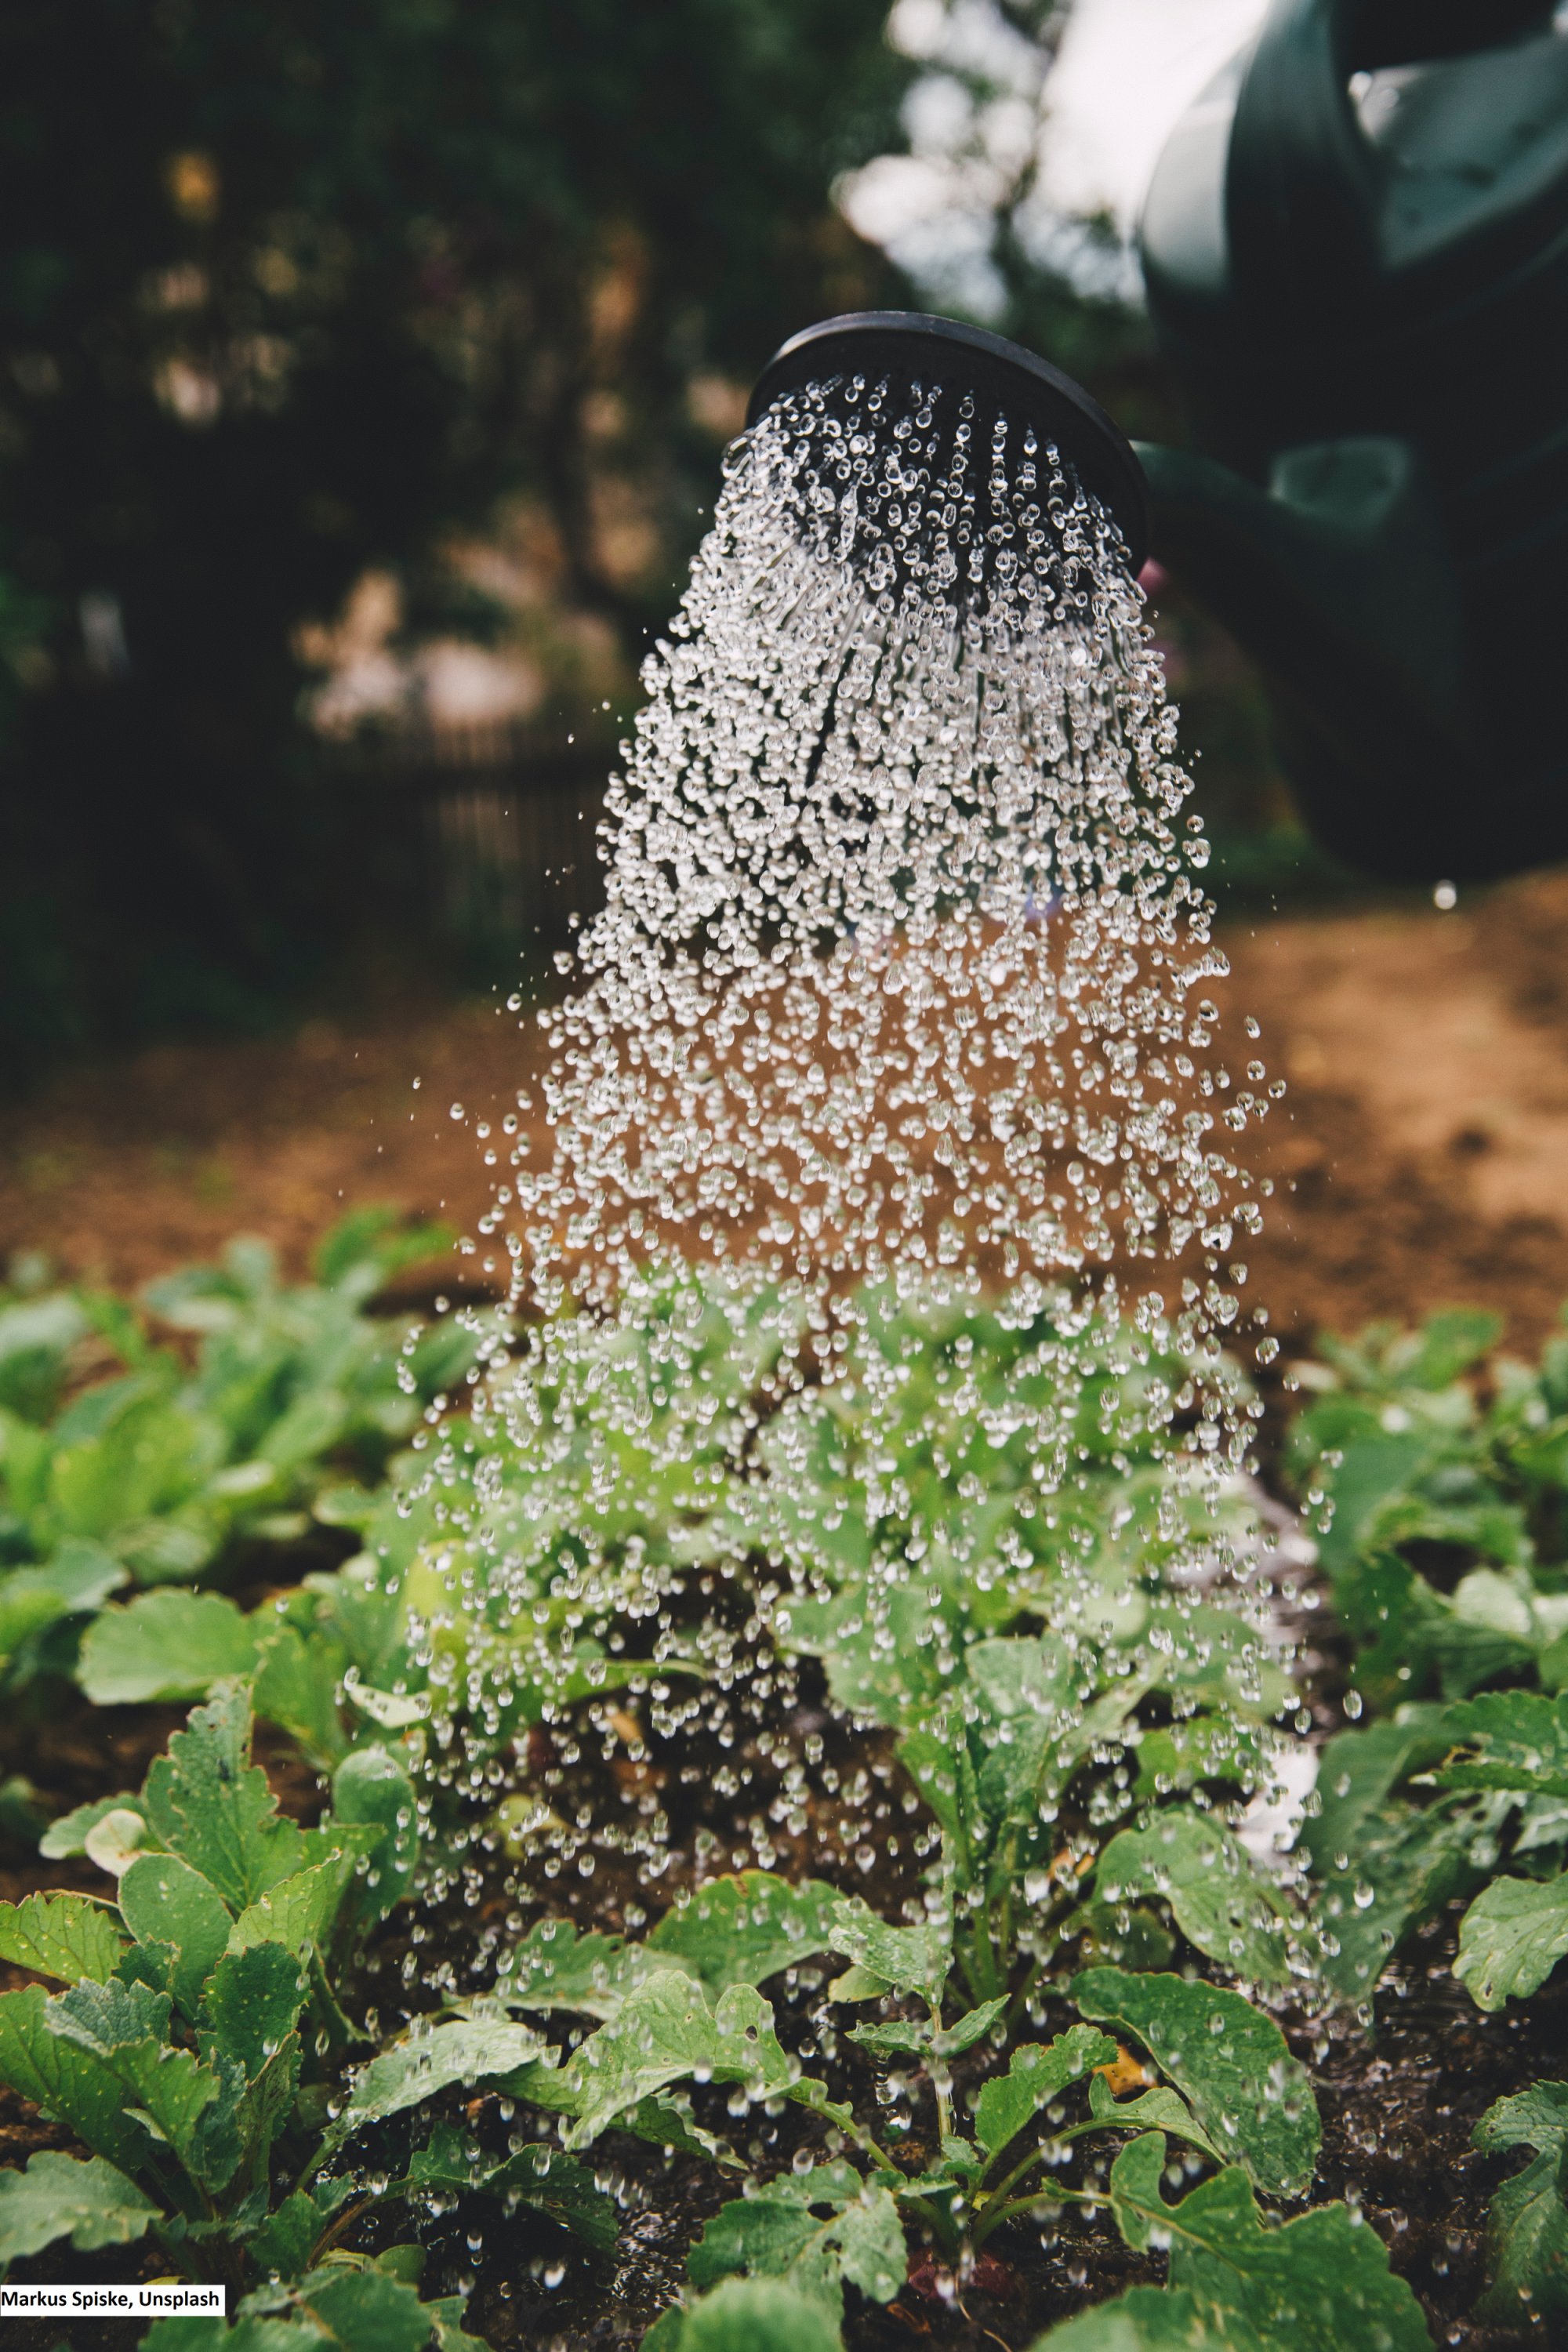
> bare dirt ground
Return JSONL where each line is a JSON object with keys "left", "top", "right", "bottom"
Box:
{"left": 1229, "top": 865, "right": 1568, "bottom": 1357}
{"left": 5, "top": 868, "right": 1568, "bottom": 1360}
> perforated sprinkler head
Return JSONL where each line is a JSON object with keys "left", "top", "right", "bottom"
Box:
{"left": 747, "top": 310, "right": 1151, "bottom": 579}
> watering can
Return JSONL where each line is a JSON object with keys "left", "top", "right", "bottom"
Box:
{"left": 750, "top": 3, "right": 1568, "bottom": 882}
{"left": 1135, "top": 0, "right": 1568, "bottom": 880}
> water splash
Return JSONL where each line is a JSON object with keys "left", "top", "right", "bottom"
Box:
{"left": 514, "top": 372, "right": 1265, "bottom": 1316}
{"left": 408, "top": 365, "right": 1283, "bottom": 1898}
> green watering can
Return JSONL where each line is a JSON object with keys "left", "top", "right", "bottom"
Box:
{"left": 1137, "top": 0, "right": 1568, "bottom": 880}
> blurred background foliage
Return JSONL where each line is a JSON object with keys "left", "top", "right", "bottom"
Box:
{"left": 0, "top": 0, "right": 1314, "bottom": 1090}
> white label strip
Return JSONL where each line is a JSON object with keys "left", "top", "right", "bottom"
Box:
{"left": 0, "top": 2285, "right": 229, "bottom": 2318}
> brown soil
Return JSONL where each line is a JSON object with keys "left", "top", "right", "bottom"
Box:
{"left": 7, "top": 873, "right": 1568, "bottom": 1366}
{"left": 1224, "top": 866, "right": 1568, "bottom": 1362}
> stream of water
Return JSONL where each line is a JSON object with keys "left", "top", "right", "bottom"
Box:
{"left": 431, "top": 362, "right": 1283, "bottom": 1892}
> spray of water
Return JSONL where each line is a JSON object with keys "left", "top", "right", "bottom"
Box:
{"left": 413, "top": 365, "right": 1282, "bottom": 1897}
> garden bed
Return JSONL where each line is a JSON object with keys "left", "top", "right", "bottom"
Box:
{"left": 2, "top": 1218, "right": 1567, "bottom": 2348}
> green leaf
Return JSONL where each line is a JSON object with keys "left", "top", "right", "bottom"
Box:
{"left": 247, "top": 2189, "right": 322, "bottom": 2284}
{"left": 47, "top": 1975, "right": 228, "bottom": 2174}
{"left": 228, "top": 1854, "right": 361, "bottom": 1958}
{"left": 1094, "top": 1813, "right": 1294, "bottom": 1987}
{"left": 292, "top": 2263, "right": 436, "bottom": 2352}
{"left": 615, "top": 2092, "right": 741, "bottom": 2165}
{"left": 1432, "top": 1690, "right": 1568, "bottom": 1800}
{"left": 0, "top": 2149, "right": 158, "bottom": 2261}
{"left": 253, "top": 1624, "right": 351, "bottom": 1773}
{"left": 1060, "top": 1899, "right": 1177, "bottom": 1977}
{"left": 49, "top": 1391, "right": 218, "bottom": 1554}
{"left": 78, "top": 1590, "right": 260, "bottom": 1705}
{"left": 973, "top": 2026, "right": 1118, "bottom": 2163}
{"left": 146, "top": 1680, "right": 303, "bottom": 1911}
{"left": 402, "top": 2122, "right": 619, "bottom": 2256}
{"left": 86, "top": 1805, "right": 159, "bottom": 1877}
{"left": 38, "top": 1789, "right": 143, "bottom": 1859}
{"left": 897, "top": 1728, "right": 973, "bottom": 1849}
{"left": 550, "top": 1976, "right": 797, "bottom": 2152}
{"left": 493, "top": 1918, "right": 659, "bottom": 2020}
{"left": 0, "top": 1541, "right": 127, "bottom": 1666}
{"left": 0, "top": 1292, "right": 89, "bottom": 1418}
{"left": 1029, "top": 2285, "right": 1261, "bottom": 2350}
{"left": 1469, "top": 2079, "right": 1568, "bottom": 2322}
{"left": 826, "top": 1896, "right": 950, "bottom": 2002}
{"left": 1131, "top": 1716, "right": 1270, "bottom": 1807}
{"left": 314, "top": 1205, "right": 455, "bottom": 1296}
{"left": 1312, "top": 1794, "right": 1490, "bottom": 2002}
{"left": 688, "top": 2160, "right": 904, "bottom": 2317}
{"left": 1454, "top": 1875, "right": 1568, "bottom": 2010}
{"left": 0, "top": 1982, "right": 154, "bottom": 2175}
{"left": 142, "top": 2321, "right": 304, "bottom": 2352}
{"left": 967, "top": 1635, "right": 1077, "bottom": 1824}
{"left": 1087, "top": 2071, "right": 1224, "bottom": 2166}
{"left": 645, "top": 1872, "right": 844, "bottom": 1996}
{"left": 1305, "top": 1714, "right": 1453, "bottom": 1871}
{"left": 822, "top": 1963, "right": 887, "bottom": 2003}
{"left": 848, "top": 1995, "right": 1007, "bottom": 2061}
{"left": 675, "top": 2278, "right": 844, "bottom": 2352}
{"left": 1071, "top": 1970, "right": 1319, "bottom": 2199}
{"left": 204, "top": 1942, "right": 310, "bottom": 2078}
{"left": 1475, "top": 2079, "right": 1568, "bottom": 2159}
{"left": 1474, "top": 2147, "right": 1568, "bottom": 2329}
{"left": 330, "top": 1744, "right": 419, "bottom": 1935}
{"left": 425, "top": 2292, "right": 485, "bottom": 2352}
{"left": 119, "top": 1852, "right": 234, "bottom": 2016}
{"left": 114, "top": 1936, "right": 178, "bottom": 2001}
{"left": 0, "top": 1892, "right": 127, "bottom": 1984}
{"left": 328, "top": 2018, "right": 546, "bottom": 2150}
{"left": 234, "top": 2033, "right": 304, "bottom": 2169}
{"left": 1104, "top": 2136, "right": 1430, "bottom": 2352}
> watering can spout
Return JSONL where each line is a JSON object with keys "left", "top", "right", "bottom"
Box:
{"left": 1134, "top": 437, "right": 1486, "bottom": 879}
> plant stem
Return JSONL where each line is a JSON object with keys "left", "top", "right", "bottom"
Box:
{"left": 992, "top": 1829, "right": 1018, "bottom": 1980}
{"left": 975, "top": 2182, "right": 1105, "bottom": 2240}
{"left": 901, "top": 2190, "right": 963, "bottom": 2260}
{"left": 1002, "top": 1951, "right": 1044, "bottom": 2036}
{"left": 971, "top": 2118, "right": 1109, "bottom": 2243}
{"left": 928, "top": 2004, "right": 955, "bottom": 2142}
{"left": 309, "top": 2196, "right": 374, "bottom": 2266}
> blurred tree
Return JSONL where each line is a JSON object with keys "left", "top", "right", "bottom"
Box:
{"left": 0, "top": 0, "right": 912, "bottom": 1076}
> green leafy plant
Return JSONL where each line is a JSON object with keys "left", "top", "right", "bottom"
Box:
{"left": 140, "top": 2259, "right": 483, "bottom": 2352}
{"left": 1300, "top": 1642, "right": 1568, "bottom": 2013}
{"left": 461, "top": 1272, "right": 1301, "bottom": 2010}
{"left": 463, "top": 1864, "right": 1433, "bottom": 2352}
{"left": 89, "top": 1270, "right": 1294, "bottom": 1897}
{"left": 1287, "top": 1305, "right": 1568, "bottom": 1708}
{"left": 0, "top": 1682, "right": 419, "bottom": 2290}
{"left": 1469, "top": 2079, "right": 1568, "bottom": 2329}
{"left": 0, "top": 1210, "right": 475, "bottom": 1701}
{"left": 1026, "top": 2129, "right": 1430, "bottom": 2351}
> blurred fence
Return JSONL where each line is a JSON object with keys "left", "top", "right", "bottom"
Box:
{"left": 339, "top": 719, "right": 616, "bottom": 957}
